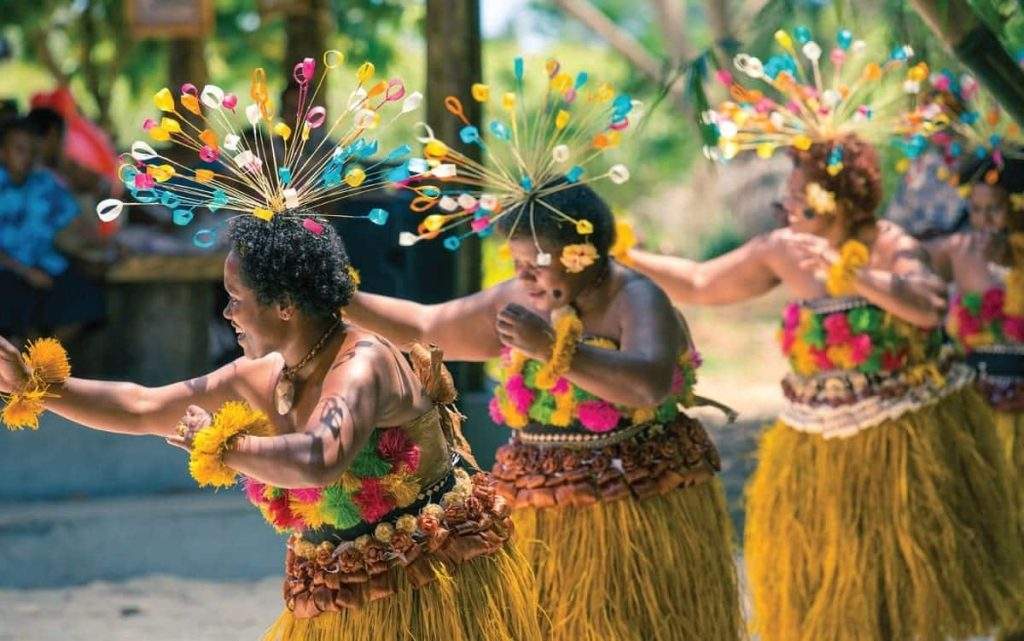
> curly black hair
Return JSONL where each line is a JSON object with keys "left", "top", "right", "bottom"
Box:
{"left": 228, "top": 212, "right": 355, "bottom": 318}
{"left": 496, "top": 180, "right": 616, "bottom": 261}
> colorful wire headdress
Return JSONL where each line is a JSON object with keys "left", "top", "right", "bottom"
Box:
{"left": 397, "top": 56, "right": 639, "bottom": 272}
{"left": 919, "top": 70, "right": 1024, "bottom": 193}
{"left": 95, "top": 51, "right": 423, "bottom": 246}
{"left": 705, "top": 27, "right": 929, "bottom": 176}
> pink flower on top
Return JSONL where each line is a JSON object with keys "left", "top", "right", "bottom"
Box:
{"left": 1004, "top": 316, "right": 1024, "bottom": 342}
{"left": 488, "top": 396, "right": 505, "bottom": 424}
{"left": 576, "top": 400, "right": 621, "bottom": 433}
{"left": 505, "top": 375, "right": 535, "bottom": 414}
{"left": 980, "top": 288, "right": 1005, "bottom": 322}
{"left": 783, "top": 303, "right": 801, "bottom": 330}
{"left": 850, "top": 334, "right": 873, "bottom": 365}
{"left": 823, "top": 313, "right": 852, "bottom": 346}
{"left": 289, "top": 487, "right": 323, "bottom": 503}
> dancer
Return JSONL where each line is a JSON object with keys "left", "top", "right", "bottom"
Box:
{"left": 917, "top": 74, "right": 1024, "bottom": 637}
{"left": 629, "top": 30, "right": 1022, "bottom": 641}
{"left": 346, "top": 57, "right": 743, "bottom": 641}
{"left": 1, "top": 54, "right": 542, "bottom": 641}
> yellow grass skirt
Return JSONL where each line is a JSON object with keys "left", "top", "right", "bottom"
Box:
{"left": 261, "top": 541, "right": 542, "bottom": 641}
{"left": 513, "top": 480, "right": 743, "bottom": 641}
{"left": 996, "top": 409, "right": 1024, "bottom": 639}
{"left": 746, "top": 387, "right": 1023, "bottom": 641}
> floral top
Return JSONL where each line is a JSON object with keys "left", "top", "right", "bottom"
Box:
{"left": 946, "top": 287, "right": 1024, "bottom": 351}
{"left": 779, "top": 298, "right": 944, "bottom": 378}
{"left": 488, "top": 341, "right": 701, "bottom": 433}
{"left": 243, "top": 409, "right": 451, "bottom": 534}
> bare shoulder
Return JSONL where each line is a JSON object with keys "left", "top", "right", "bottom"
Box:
{"left": 326, "top": 328, "right": 395, "bottom": 382}
{"left": 217, "top": 352, "right": 283, "bottom": 396}
{"left": 612, "top": 267, "right": 677, "bottom": 321}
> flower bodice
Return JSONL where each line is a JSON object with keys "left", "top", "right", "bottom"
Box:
{"left": 488, "top": 340, "right": 701, "bottom": 433}
{"left": 244, "top": 406, "right": 455, "bottom": 534}
{"left": 779, "top": 297, "right": 944, "bottom": 379}
{"left": 946, "top": 285, "right": 1024, "bottom": 411}
{"left": 946, "top": 286, "right": 1024, "bottom": 352}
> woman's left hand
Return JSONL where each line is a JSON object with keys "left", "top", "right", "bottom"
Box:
{"left": 165, "top": 405, "right": 212, "bottom": 451}
{"left": 496, "top": 303, "right": 554, "bottom": 360}
{"left": 789, "top": 233, "right": 840, "bottom": 279}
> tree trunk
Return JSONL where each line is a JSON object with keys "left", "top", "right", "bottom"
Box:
{"left": 168, "top": 39, "right": 209, "bottom": 96}
{"left": 705, "top": 0, "right": 732, "bottom": 44}
{"left": 650, "top": 0, "right": 691, "bottom": 63}
{"left": 426, "top": 0, "right": 483, "bottom": 391}
{"left": 284, "top": 0, "right": 329, "bottom": 84}
{"left": 553, "top": 0, "right": 689, "bottom": 110}
{"left": 909, "top": 0, "right": 1024, "bottom": 127}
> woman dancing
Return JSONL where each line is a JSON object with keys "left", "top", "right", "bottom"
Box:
{"left": 0, "top": 55, "right": 542, "bottom": 641}
{"left": 628, "top": 31, "right": 1022, "bottom": 641}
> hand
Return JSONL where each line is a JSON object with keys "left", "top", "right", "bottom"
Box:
{"left": 495, "top": 303, "right": 555, "bottom": 360}
{"left": 0, "top": 335, "right": 29, "bottom": 394}
{"left": 787, "top": 233, "right": 840, "bottom": 280}
{"left": 165, "top": 405, "right": 212, "bottom": 452}
{"left": 22, "top": 268, "right": 54, "bottom": 290}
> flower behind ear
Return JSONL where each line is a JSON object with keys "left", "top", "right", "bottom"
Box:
{"left": 805, "top": 182, "right": 838, "bottom": 217}
{"left": 560, "top": 243, "right": 598, "bottom": 273}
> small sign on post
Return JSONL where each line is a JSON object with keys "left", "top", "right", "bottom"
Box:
{"left": 125, "top": 0, "right": 214, "bottom": 39}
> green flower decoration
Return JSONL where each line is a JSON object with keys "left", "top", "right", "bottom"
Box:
{"left": 350, "top": 430, "right": 392, "bottom": 478}
{"left": 321, "top": 485, "right": 361, "bottom": 529}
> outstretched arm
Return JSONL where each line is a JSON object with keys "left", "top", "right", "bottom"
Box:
{"left": 0, "top": 336, "right": 252, "bottom": 437}
{"left": 628, "top": 235, "right": 780, "bottom": 306}
{"left": 345, "top": 284, "right": 510, "bottom": 362}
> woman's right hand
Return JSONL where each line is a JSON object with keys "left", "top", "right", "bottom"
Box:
{"left": 165, "top": 405, "right": 213, "bottom": 451}
{"left": 0, "top": 336, "right": 29, "bottom": 394}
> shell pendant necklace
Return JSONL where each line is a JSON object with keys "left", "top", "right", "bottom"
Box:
{"left": 275, "top": 320, "right": 342, "bottom": 415}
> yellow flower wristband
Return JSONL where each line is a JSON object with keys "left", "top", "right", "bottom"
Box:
{"left": 1, "top": 338, "right": 70, "bottom": 431}
{"left": 535, "top": 308, "right": 584, "bottom": 390}
{"left": 825, "top": 240, "right": 870, "bottom": 297}
{"left": 189, "top": 401, "right": 275, "bottom": 488}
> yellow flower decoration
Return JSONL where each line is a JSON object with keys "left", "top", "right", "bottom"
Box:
{"left": 560, "top": 243, "right": 599, "bottom": 273}
{"left": 805, "top": 182, "right": 838, "bottom": 217}
{"left": 609, "top": 217, "right": 637, "bottom": 266}
{"left": 189, "top": 402, "right": 275, "bottom": 488}
{"left": 2, "top": 338, "right": 71, "bottom": 431}
{"left": 825, "top": 240, "right": 870, "bottom": 296}
{"left": 535, "top": 307, "right": 584, "bottom": 390}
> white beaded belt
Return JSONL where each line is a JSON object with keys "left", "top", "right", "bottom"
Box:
{"left": 515, "top": 419, "right": 657, "bottom": 449}
{"left": 779, "top": 361, "right": 976, "bottom": 439}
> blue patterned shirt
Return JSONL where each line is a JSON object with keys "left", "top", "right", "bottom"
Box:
{"left": 0, "top": 167, "right": 79, "bottom": 275}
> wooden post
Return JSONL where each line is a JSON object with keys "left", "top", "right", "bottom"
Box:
{"left": 909, "top": 0, "right": 1024, "bottom": 128}
{"left": 425, "top": 0, "right": 483, "bottom": 390}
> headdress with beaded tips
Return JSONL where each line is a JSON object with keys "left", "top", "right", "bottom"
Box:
{"left": 95, "top": 51, "right": 424, "bottom": 245}
{"left": 918, "top": 69, "right": 1024, "bottom": 197}
{"left": 705, "top": 27, "right": 930, "bottom": 177}
{"left": 397, "top": 56, "right": 639, "bottom": 273}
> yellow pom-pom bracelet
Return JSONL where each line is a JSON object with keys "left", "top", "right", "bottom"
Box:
{"left": 535, "top": 307, "right": 584, "bottom": 390}
{"left": 189, "top": 401, "right": 275, "bottom": 488}
{"left": 2, "top": 338, "right": 71, "bottom": 431}
{"left": 825, "top": 240, "right": 870, "bottom": 297}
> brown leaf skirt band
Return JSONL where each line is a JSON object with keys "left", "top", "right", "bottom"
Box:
{"left": 491, "top": 413, "right": 721, "bottom": 510}
{"left": 283, "top": 472, "right": 513, "bottom": 618}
